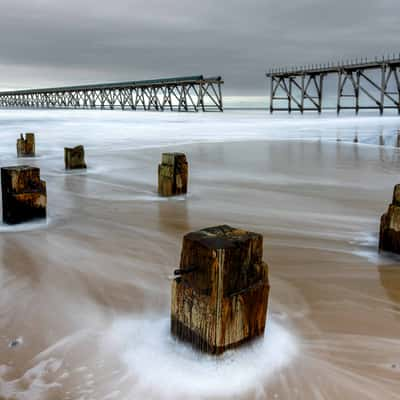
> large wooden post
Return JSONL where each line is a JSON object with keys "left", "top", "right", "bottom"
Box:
{"left": 16, "top": 133, "right": 35, "bottom": 157}
{"left": 64, "top": 145, "right": 87, "bottom": 170}
{"left": 379, "top": 184, "right": 400, "bottom": 253}
{"left": 1, "top": 166, "right": 46, "bottom": 224}
{"left": 158, "top": 153, "right": 188, "bottom": 197}
{"left": 171, "top": 225, "right": 270, "bottom": 354}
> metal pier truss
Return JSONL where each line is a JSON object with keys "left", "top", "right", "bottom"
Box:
{"left": 266, "top": 56, "right": 400, "bottom": 114}
{"left": 0, "top": 75, "right": 224, "bottom": 112}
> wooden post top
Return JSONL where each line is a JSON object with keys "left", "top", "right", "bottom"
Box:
{"left": 64, "top": 145, "right": 84, "bottom": 151}
{"left": 161, "top": 152, "right": 187, "bottom": 165}
{"left": 1, "top": 165, "right": 39, "bottom": 172}
{"left": 392, "top": 184, "right": 400, "bottom": 206}
{"left": 184, "top": 225, "right": 263, "bottom": 250}
{"left": 1, "top": 166, "right": 44, "bottom": 193}
{"left": 179, "top": 224, "right": 266, "bottom": 296}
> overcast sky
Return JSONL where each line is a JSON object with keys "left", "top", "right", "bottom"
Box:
{"left": 0, "top": 0, "right": 399, "bottom": 95}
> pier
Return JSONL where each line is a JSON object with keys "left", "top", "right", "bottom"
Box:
{"left": 266, "top": 55, "right": 400, "bottom": 114}
{"left": 0, "top": 75, "right": 223, "bottom": 112}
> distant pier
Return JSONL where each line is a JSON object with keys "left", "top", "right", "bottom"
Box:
{"left": 0, "top": 75, "right": 224, "bottom": 112}
{"left": 266, "top": 55, "right": 400, "bottom": 114}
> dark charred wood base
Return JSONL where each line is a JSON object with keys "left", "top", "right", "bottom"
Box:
{"left": 64, "top": 145, "right": 87, "bottom": 170}
{"left": 379, "top": 209, "right": 400, "bottom": 253}
{"left": 171, "top": 317, "right": 265, "bottom": 355}
{"left": 1, "top": 166, "right": 46, "bottom": 225}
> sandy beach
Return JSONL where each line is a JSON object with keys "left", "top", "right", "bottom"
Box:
{"left": 1, "top": 110, "right": 400, "bottom": 399}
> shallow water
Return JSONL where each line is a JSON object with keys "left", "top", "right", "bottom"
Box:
{"left": 1, "top": 109, "right": 400, "bottom": 400}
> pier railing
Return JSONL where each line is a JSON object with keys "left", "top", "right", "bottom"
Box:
{"left": 266, "top": 55, "right": 400, "bottom": 114}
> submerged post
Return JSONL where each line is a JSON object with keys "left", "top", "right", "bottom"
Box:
{"left": 171, "top": 225, "right": 270, "bottom": 354}
{"left": 1, "top": 166, "right": 47, "bottom": 224}
{"left": 158, "top": 153, "right": 188, "bottom": 197}
{"left": 17, "top": 133, "right": 35, "bottom": 157}
{"left": 64, "top": 145, "right": 87, "bottom": 170}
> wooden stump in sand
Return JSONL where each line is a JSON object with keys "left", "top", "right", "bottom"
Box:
{"left": 158, "top": 153, "right": 188, "bottom": 196}
{"left": 1, "top": 166, "right": 47, "bottom": 224}
{"left": 64, "top": 145, "right": 87, "bottom": 170}
{"left": 379, "top": 184, "right": 400, "bottom": 253}
{"left": 171, "top": 225, "right": 270, "bottom": 354}
{"left": 16, "top": 133, "right": 35, "bottom": 157}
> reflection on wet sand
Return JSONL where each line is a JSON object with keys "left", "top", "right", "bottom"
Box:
{"left": 379, "top": 265, "right": 400, "bottom": 316}
{"left": 157, "top": 198, "right": 190, "bottom": 234}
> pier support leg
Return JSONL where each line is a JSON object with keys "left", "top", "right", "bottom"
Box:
{"left": 380, "top": 64, "right": 386, "bottom": 115}
{"left": 337, "top": 71, "right": 342, "bottom": 115}
{"left": 300, "top": 74, "right": 305, "bottom": 114}
{"left": 269, "top": 76, "right": 274, "bottom": 113}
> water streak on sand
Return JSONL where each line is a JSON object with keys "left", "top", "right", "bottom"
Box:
{"left": 1, "top": 110, "right": 400, "bottom": 399}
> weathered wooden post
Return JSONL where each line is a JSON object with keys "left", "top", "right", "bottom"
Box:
{"left": 1, "top": 166, "right": 47, "bottom": 224}
{"left": 64, "top": 145, "right": 87, "bottom": 170}
{"left": 379, "top": 184, "right": 400, "bottom": 253}
{"left": 158, "top": 153, "right": 188, "bottom": 196}
{"left": 171, "top": 225, "right": 270, "bottom": 354}
{"left": 16, "top": 133, "right": 35, "bottom": 157}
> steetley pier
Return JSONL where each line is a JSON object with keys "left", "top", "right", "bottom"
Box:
{"left": 0, "top": 75, "right": 223, "bottom": 112}
{"left": 266, "top": 55, "right": 400, "bottom": 114}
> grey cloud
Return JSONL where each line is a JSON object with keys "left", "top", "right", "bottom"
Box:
{"left": 0, "top": 0, "right": 399, "bottom": 95}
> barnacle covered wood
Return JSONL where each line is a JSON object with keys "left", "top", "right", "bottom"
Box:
{"left": 65, "top": 145, "right": 87, "bottom": 170}
{"left": 379, "top": 184, "right": 400, "bottom": 253}
{"left": 16, "top": 133, "right": 35, "bottom": 157}
{"left": 171, "top": 225, "right": 269, "bottom": 354}
{"left": 158, "top": 153, "right": 188, "bottom": 196}
{"left": 1, "top": 166, "right": 47, "bottom": 224}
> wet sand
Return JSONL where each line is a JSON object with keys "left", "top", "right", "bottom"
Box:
{"left": 1, "top": 112, "right": 400, "bottom": 399}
